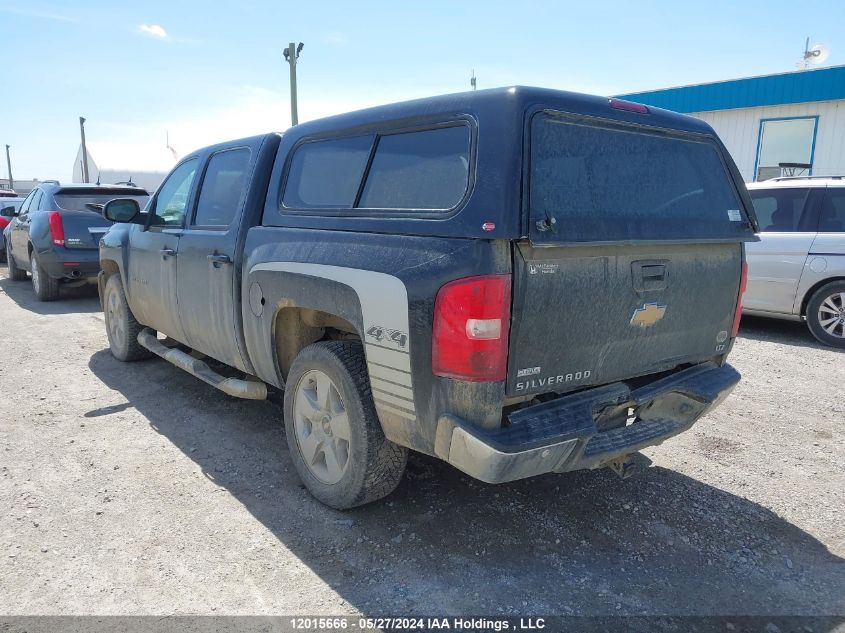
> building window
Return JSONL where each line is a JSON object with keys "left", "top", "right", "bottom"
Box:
{"left": 755, "top": 117, "right": 818, "bottom": 181}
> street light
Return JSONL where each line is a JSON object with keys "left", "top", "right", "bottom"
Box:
{"left": 283, "top": 42, "right": 304, "bottom": 126}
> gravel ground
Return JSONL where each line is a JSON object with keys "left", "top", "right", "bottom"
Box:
{"left": 0, "top": 270, "right": 843, "bottom": 617}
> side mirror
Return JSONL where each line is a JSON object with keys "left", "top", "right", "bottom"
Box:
{"left": 103, "top": 198, "right": 141, "bottom": 223}
{"left": 0, "top": 206, "right": 18, "bottom": 218}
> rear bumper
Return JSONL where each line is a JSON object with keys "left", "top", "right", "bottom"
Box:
{"left": 35, "top": 246, "right": 100, "bottom": 280}
{"left": 434, "top": 362, "right": 740, "bottom": 484}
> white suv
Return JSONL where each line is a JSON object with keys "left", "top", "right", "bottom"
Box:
{"left": 745, "top": 176, "right": 845, "bottom": 348}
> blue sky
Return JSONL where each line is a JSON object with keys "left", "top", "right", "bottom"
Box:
{"left": 1, "top": 0, "right": 841, "bottom": 182}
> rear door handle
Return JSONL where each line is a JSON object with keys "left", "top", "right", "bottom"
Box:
{"left": 207, "top": 253, "right": 232, "bottom": 265}
{"left": 160, "top": 248, "right": 176, "bottom": 258}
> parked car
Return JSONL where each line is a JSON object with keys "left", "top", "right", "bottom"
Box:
{"left": 0, "top": 189, "right": 20, "bottom": 198}
{"left": 2, "top": 182, "right": 149, "bottom": 300}
{"left": 0, "top": 197, "right": 25, "bottom": 262}
{"left": 98, "top": 87, "right": 755, "bottom": 509}
{"left": 744, "top": 176, "right": 845, "bottom": 348}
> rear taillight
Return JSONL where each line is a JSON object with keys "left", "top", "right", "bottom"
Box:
{"left": 432, "top": 274, "right": 511, "bottom": 382}
{"left": 48, "top": 211, "right": 65, "bottom": 246}
{"left": 731, "top": 261, "right": 748, "bottom": 337}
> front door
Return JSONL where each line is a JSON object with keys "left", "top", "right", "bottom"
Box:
{"left": 175, "top": 147, "right": 253, "bottom": 370}
{"left": 126, "top": 158, "right": 199, "bottom": 342}
{"left": 745, "top": 187, "right": 818, "bottom": 315}
{"left": 10, "top": 190, "right": 39, "bottom": 266}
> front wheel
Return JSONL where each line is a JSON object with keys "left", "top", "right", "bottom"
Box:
{"left": 283, "top": 341, "right": 408, "bottom": 509}
{"left": 30, "top": 252, "right": 60, "bottom": 301}
{"left": 103, "top": 274, "right": 153, "bottom": 361}
{"left": 806, "top": 280, "right": 845, "bottom": 349}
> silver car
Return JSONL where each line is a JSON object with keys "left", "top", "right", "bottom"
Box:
{"left": 745, "top": 176, "right": 845, "bottom": 348}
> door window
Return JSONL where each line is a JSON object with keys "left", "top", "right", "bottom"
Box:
{"left": 748, "top": 188, "right": 813, "bottom": 232}
{"left": 192, "top": 148, "right": 252, "bottom": 227}
{"left": 151, "top": 159, "right": 199, "bottom": 226}
{"left": 818, "top": 188, "right": 845, "bottom": 233}
{"left": 29, "top": 190, "right": 43, "bottom": 213}
{"left": 17, "top": 190, "right": 36, "bottom": 215}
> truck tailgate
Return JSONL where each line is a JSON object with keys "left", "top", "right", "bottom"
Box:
{"left": 507, "top": 242, "right": 742, "bottom": 396}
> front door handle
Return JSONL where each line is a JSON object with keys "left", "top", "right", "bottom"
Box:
{"left": 207, "top": 253, "right": 232, "bottom": 265}
{"left": 160, "top": 248, "right": 176, "bottom": 258}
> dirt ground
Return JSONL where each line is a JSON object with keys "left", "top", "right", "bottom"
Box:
{"left": 0, "top": 270, "right": 843, "bottom": 617}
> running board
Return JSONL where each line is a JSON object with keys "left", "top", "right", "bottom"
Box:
{"left": 137, "top": 328, "right": 267, "bottom": 400}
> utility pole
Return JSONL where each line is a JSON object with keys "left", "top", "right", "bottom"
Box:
{"left": 470, "top": 69, "right": 477, "bottom": 91}
{"left": 283, "top": 42, "right": 304, "bottom": 126}
{"left": 79, "top": 116, "right": 90, "bottom": 183}
{"left": 4, "top": 145, "right": 12, "bottom": 191}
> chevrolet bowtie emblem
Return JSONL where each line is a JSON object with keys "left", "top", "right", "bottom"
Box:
{"left": 630, "top": 302, "right": 667, "bottom": 327}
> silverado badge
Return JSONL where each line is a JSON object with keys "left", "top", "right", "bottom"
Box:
{"left": 630, "top": 302, "right": 667, "bottom": 328}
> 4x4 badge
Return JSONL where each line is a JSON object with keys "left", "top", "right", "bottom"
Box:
{"left": 630, "top": 303, "right": 667, "bottom": 328}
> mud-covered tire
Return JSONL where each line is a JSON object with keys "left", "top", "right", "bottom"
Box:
{"left": 103, "top": 274, "right": 153, "bottom": 361}
{"left": 806, "top": 280, "right": 845, "bottom": 349}
{"left": 6, "top": 241, "right": 27, "bottom": 280}
{"left": 30, "top": 252, "right": 59, "bottom": 301}
{"left": 283, "top": 340, "right": 408, "bottom": 509}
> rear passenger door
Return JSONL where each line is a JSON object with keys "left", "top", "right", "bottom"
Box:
{"left": 175, "top": 146, "right": 253, "bottom": 369}
{"left": 745, "top": 187, "right": 818, "bottom": 315}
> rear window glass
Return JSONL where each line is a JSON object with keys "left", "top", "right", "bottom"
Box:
{"left": 748, "top": 188, "right": 810, "bottom": 232}
{"left": 530, "top": 114, "right": 752, "bottom": 242}
{"left": 358, "top": 126, "right": 470, "bottom": 210}
{"left": 283, "top": 135, "right": 373, "bottom": 208}
{"left": 55, "top": 189, "right": 149, "bottom": 213}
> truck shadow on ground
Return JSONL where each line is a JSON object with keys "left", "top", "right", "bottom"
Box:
{"left": 0, "top": 274, "right": 100, "bottom": 315}
{"left": 738, "top": 315, "right": 843, "bottom": 353}
{"left": 87, "top": 348, "right": 843, "bottom": 616}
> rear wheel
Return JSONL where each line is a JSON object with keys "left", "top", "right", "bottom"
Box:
{"left": 30, "top": 252, "right": 60, "bottom": 301}
{"left": 103, "top": 274, "right": 153, "bottom": 361}
{"left": 283, "top": 341, "right": 408, "bottom": 509}
{"left": 806, "top": 281, "right": 845, "bottom": 349}
{"left": 5, "top": 240, "right": 27, "bottom": 280}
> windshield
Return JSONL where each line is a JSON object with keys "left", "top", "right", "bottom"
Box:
{"left": 54, "top": 190, "right": 149, "bottom": 213}
{"left": 530, "top": 113, "right": 755, "bottom": 242}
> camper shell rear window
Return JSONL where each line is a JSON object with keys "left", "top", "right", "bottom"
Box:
{"left": 529, "top": 112, "right": 756, "bottom": 243}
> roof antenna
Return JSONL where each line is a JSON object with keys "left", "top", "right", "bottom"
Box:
{"left": 96, "top": 171, "right": 101, "bottom": 186}
{"left": 470, "top": 69, "right": 477, "bottom": 91}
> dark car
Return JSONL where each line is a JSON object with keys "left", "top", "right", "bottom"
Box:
{"left": 3, "top": 182, "right": 149, "bottom": 300}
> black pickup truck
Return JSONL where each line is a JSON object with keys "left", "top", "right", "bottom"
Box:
{"left": 98, "top": 87, "right": 757, "bottom": 509}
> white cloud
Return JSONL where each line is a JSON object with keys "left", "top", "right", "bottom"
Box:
{"left": 138, "top": 24, "right": 167, "bottom": 39}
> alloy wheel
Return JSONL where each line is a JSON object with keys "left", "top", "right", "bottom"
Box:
{"left": 817, "top": 292, "right": 845, "bottom": 339}
{"left": 106, "top": 288, "right": 126, "bottom": 350}
{"left": 30, "top": 255, "right": 40, "bottom": 294}
{"left": 292, "top": 369, "right": 352, "bottom": 484}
